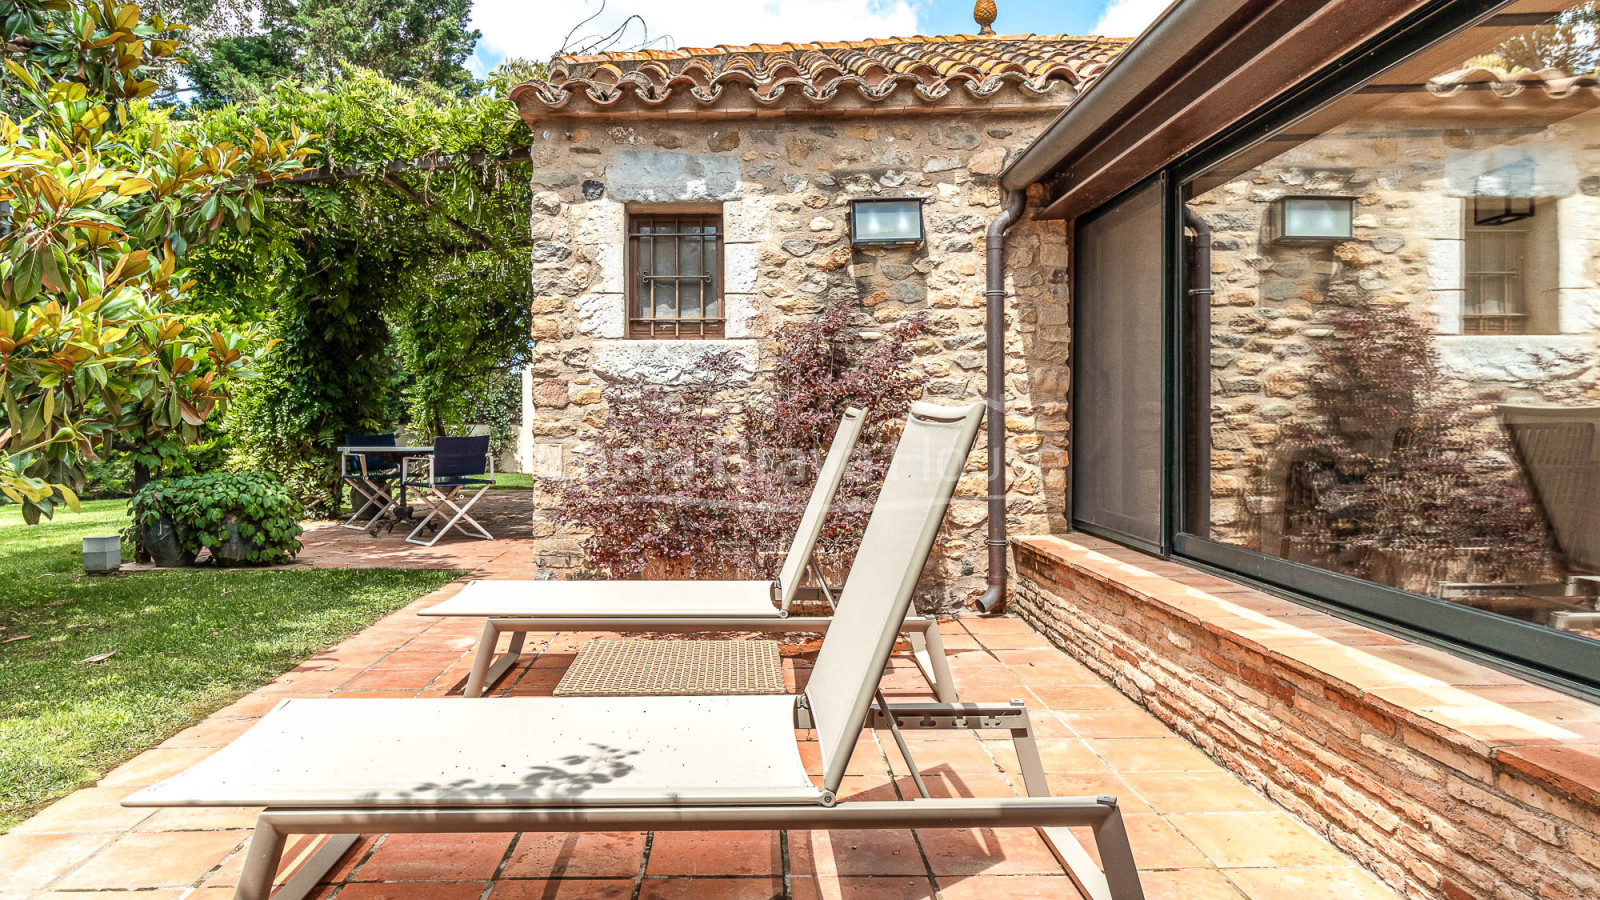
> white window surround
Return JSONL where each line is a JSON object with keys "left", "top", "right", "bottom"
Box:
{"left": 564, "top": 197, "right": 762, "bottom": 342}
{"left": 1433, "top": 195, "right": 1600, "bottom": 338}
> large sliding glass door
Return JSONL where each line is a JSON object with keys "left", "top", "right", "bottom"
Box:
{"left": 1073, "top": 181, "right": 1166, "bottom": 549}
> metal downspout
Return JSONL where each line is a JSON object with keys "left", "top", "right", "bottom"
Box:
{"left": 974, "top": 188, "right": 1029, "bottom": 614}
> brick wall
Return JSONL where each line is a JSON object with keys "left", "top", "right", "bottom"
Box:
{"left": 1012, "top": 535, "right": 1600, "bottom": 900}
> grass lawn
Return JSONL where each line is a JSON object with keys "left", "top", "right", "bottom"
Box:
{"left": 490, "top": 472, "right": 533, "bottom": 490}
{"left": 0, "top": 499, "right": 459, "bottom": 831}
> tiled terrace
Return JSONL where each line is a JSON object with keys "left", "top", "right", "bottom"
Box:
{"left": 0, "top": 495, "right": 1400, "bottom": 900}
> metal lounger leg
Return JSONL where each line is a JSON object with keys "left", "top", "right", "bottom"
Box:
{"left": 463, "top": 621, "right": 528, "bottom": 698}
{"left": 235, "top": 820, "right": 359, "bottom": 900}
{"left": 906, "top": 617, "right": 958, "bottom": 702}
{"left": 869, "top": 700, "right": 1144, "bottom": 900}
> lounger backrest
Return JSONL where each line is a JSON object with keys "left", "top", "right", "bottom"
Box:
{"left": 1498, "top": 404, "right": 1600, "bottom": 572}
{"left": 774, "top": 407, "right": 867, "bottom": 612}
{"left": 803, "top": 401, "right": 983, "bottom": 795}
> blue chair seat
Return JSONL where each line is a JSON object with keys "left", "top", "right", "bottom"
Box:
{"left": 405, "top": 475, "right": 493, "bottom": 489}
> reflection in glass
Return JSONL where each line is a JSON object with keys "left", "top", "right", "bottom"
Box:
{"left": 1183, "top": 3, "right": 1600, "bottom": 642}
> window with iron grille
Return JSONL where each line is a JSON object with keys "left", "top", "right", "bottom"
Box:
{"left": 627, "top": 213, "right": 724, "bottom": 338}
{"left": 1463, "top": 209, "right": 1531, "bottom": 335}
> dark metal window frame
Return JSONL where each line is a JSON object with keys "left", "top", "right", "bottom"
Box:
{"left": 626, "top": 211, "right": 726, "bottom": 339}
{"left": 1069, "top": 0, "right": 1600, "bottom": 696}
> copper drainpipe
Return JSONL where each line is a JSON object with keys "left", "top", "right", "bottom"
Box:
{"left": 974, "top": 188, "right": 1029, "bottom": 614}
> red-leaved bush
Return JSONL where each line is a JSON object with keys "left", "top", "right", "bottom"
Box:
{"left": 542, "top": 303, "right": 927, "bottom": 578}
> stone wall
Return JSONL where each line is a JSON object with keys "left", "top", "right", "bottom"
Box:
{"left": 516, "top": 110, "right": 1071, "bottom": 607}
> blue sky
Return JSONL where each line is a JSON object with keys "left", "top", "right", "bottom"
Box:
{"left": 467, "top": 0, "right": 1171, "bottom": 78}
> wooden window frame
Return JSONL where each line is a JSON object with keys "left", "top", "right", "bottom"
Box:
{"left": 1463, "top": 208, "right": 1532, "bottom": 335}
{"left": 626, "top": 211, "right": 726, "bottom": 340}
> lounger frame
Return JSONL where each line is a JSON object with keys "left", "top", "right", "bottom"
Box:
{"left": 230, "top": 698, "right": 1143, "bottom": 900}
{"left": 462, "top": 613, "right": 958, "bottom": 701}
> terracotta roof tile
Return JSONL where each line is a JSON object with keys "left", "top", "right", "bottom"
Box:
{"left": 509, "top": 32, "right": 1130, "bottom": 121}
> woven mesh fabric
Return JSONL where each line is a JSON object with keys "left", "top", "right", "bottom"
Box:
{"left": 554, "top": 640, "right": 787, "bottom": 696}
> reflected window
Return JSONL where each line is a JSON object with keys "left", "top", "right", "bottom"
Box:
{"left": 1182, "top": 2, "right": 1600, "bottom": 647}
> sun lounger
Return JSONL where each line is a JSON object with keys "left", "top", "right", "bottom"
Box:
{"left": 123, "top": 401, "right": 1145, "bottom": 900}
{"left": 423, "top": 406, "right": 960, "bottom": 701}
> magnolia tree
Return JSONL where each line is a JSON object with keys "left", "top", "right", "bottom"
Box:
{"left": 0, "top": 0, "right": 314, "bottom": 521}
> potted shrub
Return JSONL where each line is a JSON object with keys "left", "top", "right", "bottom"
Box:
{"left": 127, "top": 481, "right": 197, "bottom": 567}
{"left": 129, "top": 472, "right": 305, "bottom": 566}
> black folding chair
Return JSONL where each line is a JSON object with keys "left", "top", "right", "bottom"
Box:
{"left": 404, "top": 435, "right": 495, "bottom": 547}
{"left": 340, "top": 433, "right": 402, "bottom": 532}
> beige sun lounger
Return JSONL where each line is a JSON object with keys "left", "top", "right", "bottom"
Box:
{"left": 424, "top": 405, "right": 959, "bottom": 700}
{"left": 124, "top": 402, "right": 1145, "bottom": 900}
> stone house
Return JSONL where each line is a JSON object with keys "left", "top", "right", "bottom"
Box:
{"left": 505, "top": 31, "right": 1125, "bottom": 604}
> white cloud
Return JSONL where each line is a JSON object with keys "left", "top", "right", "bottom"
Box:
{"left": 469, "top": 0, "right": 922, "bottom": 76}
{"left": 1092, "top": 0, "right": 1173, "bottom": 38}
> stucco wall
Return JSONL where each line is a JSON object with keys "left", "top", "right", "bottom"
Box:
{"left": 516, "top": 111, "right": 1070, "bottom": 607}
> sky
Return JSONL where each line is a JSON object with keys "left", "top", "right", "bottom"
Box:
{"left": 466, "top": 0, "right": 1175, "bottom": 78}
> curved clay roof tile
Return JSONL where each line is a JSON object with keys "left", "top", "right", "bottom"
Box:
{"left": 515, "top": 32, "right": 1132, "bottom": 118}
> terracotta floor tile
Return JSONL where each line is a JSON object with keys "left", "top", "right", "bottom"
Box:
{"left": 135, "top": 804, "right": 262, "bottom": 831}
{"left": 10, "top": 786, "right": 152, "bottom": 834}
{"left": 501, "top": 831, "right": 647, "bottom": 879}
{"left": 1138, "top": 867, "right": 1249, "bottom": 899}
{"left": 646, "top": 830, "right": 782, "bottom": 876}
{"left": 1087, "top": 738, "right": 1216, "bottom": 773}
{"left": 637, "top": 876, "right": 786, "bottom": 899}
{"left": 488, "top": 880, "right": 637, "bottom": 899}
{"left": 55, "top": 829, "right": 245, "bottom": 889}
{"left": 33, "top": 892, "right": 185, "bottom": 900}
{"left": 984, "top": 738, "right": 1109, "bottom": 774}
{"left": 790, "top": 875, "right": 935, "bottom": 900}
{"left": 335, "top": 882, "right": 490, "bottom": 900}
{"left": 0, "top": 832, "right": 117, "bottom": 890}
{"left": 1168, "top": 812, "right": 1347, "bottom": 868}
{"left": 789, "top": 829, "right": 925, "bottom": 876}
{"left": 1121, "top": 772, "right": 1273, "bottom": 814}
{"left": 1026, "top": 684, "right": 1129, "bottom": 710}
{"left": 351, "top": 832, "right": 514, "bottom": 881}
{"left": 97, "top": 747, "right": 217, "bottom": 787}
{"left": 914, "top": 827, "right": 1063, "bottom": 876}
{"left": 1042, "top": 773, "right": 1150, "bottom": 813}
{"left": 973, "top": 630, "right": 1060, "bottom": 650}
{"left": 894, "top": 773, "right": 1020, "bottom": 800}
{"left": 934, "top": 874, "right": 1087, "bottom": 899}
{"left": 991, "top": 648, "right": 1074, "bottom": 667}
{"left": 960, "top": 617, "right": 1037, "bottom": 634}
{"left": 1016, "top": 664, "right": 1108, "bottom": 686}
{"left": 1054, "top": 708, "right": 1174, "bottom": 739}
{"left": 1120, "top": 814, "right": 1211, "bottom": 869}
{"left": 159, "top": 716, "right": 258, "bottom": 749}
{"left": 1225, "top": 866, "right": 1397, "bottom": 899}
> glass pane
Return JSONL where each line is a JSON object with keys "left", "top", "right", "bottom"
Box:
{"left": 854, "top": 200, "right": 923, "bottom": 242}
{"left": 1183, "top": 2, "right": 1599, "bottom": 648}
{"left": 1074, "top": 181, "right": 1164, "bottom": 546}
